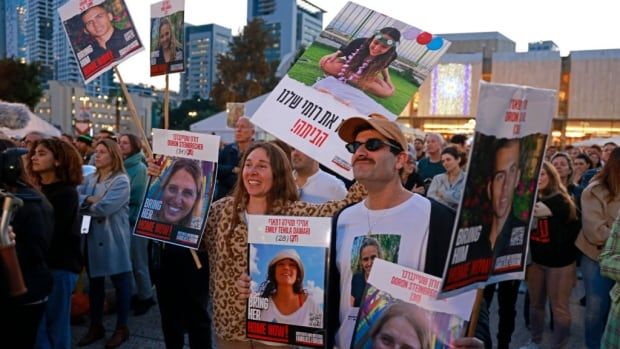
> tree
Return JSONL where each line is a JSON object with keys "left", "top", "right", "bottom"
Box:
{"left": 210, "top": 19, "right": 279, "bottom": 109}
{"left": 169, "top": 96, "right": 219, "bottom": 131}
{"left": 0, "top": 58, "right": 43, "bottom": 110}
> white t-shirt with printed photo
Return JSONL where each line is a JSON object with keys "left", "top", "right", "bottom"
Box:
{"left": 334, "top": 194, "right": 431, "bottom": 348}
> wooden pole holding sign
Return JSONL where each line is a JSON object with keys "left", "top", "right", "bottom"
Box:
{"left": 164, "top": 74, "right": 170, "bottom": 129}
{"left": 114, "top": 67, "right": 203, "bottom": 270}
{"left": 466, "top": 288, "right": 485, "bottom": 337}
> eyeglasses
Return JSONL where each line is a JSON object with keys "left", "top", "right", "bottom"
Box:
{"left": 345, "top": 138, "right": 401, "bottom": 154}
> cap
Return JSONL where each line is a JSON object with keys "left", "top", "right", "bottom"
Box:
{"left": 338, "top": 113, "right": 407, "bottom": 152}
{"left": 268, "top": 249, "right": 304, "bottom": 281}
{"left": 76, "top": 134, "right": 93, "bottom": 145}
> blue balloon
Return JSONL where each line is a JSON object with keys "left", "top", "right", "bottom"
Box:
{"left": 426, "top": 37, "right": 444, "bottom": 51}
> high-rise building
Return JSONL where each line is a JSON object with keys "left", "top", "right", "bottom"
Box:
{"left": 3, "top": 0, "right": 28, "bottom": 60}
{"left": 53, "top": 0, "right": 80, "bottom": 83}
{"left": 0, "top": 0, "right": 6, "bottom": 57}
{"left": 25, "top": 0, "right": 54, "bottom": 83}
{"left": 247, "top": 0, "right": 324, "bottom": 64}
{"left": 180, "top": 24, "right": 232, "bottom": 99}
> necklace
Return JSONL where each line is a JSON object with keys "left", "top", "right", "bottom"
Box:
{"left": 366, "top": 204, "right": 390, "bottom": 236}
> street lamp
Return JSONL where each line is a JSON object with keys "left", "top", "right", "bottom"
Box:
{"left": 115, "top": 96, "right": 124, "bottom": 132}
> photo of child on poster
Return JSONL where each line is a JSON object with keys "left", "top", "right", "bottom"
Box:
{"left": 58, "top": 0, "right": 143, "bottom": 84}
{"left": 287, "top": 1, "right": 450, "bottom": 118}
{"left": 134, "top": 157, "right": 216, "bottom": 248}
{"left": 150, "top": 0, "right": 185, "bottom": 76}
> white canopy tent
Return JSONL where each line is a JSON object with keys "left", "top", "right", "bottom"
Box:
{"left": 189, "top": 94, "right": 269, "bottom": 143}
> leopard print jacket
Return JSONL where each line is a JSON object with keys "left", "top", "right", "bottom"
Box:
{"left": 204, "top": 182, "right": 366, "bottom": 341}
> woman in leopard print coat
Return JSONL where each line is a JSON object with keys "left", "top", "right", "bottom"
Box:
{"left": 205, "top": 142, "right": 364, "bottom": 348}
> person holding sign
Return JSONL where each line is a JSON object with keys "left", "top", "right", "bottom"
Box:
{"left": 151, "top": 157, "right": 210, "bottom": 349}
{"left": 154, "top": 17, "right": 183, "bottom": 65}
{"left": 319, "top": 27, "right": 400, "bottom": 98}
{"left": 258, "top": 249, "right": 321, "bottom": 328}
{"left": 329, "top": 114, "right": 485, "bottom": 348}
{"left": 150, "top": 141, "right": 365, "bottom": 348}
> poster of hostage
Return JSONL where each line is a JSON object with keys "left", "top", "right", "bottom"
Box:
{"left": 150, "top": 0, "right": 185, "bottom": 76}
{"left": 133, "top": 129, "right": 219, "bottom": 249}
{"left": 439, "top": 81, "right": 556, "bottom": 298}
{"left": 246, "top": 215, "right": 331, "bottom": 347}
{"left": 250, "top": 1, "right": 450, "bottom": 179}
{"left": 351, "top": 259, "right": 476, "bottom": 349}
{"left": 58, "top": 0, "right": 143, "bottom": 84}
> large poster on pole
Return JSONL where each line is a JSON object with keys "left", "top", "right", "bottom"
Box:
{"left": 150, "top": 0, "right": 185, "bottom": 76}
{"left": 133, "top": 129, "right": 218, "bottom": 249}
{"left": 246, "top": 215, "right": 331, "bottom": 347}
{"left": 250, "top": 1, "right": 450, "bottom": 179}
{"left": 351, "top": 259, "right": 476, "bottom": 349}
{"left": 439, "top": 81, "right": 556, "bottom": 298}
{"left": 58, "top": 0, "right": 143, "bottom": 84}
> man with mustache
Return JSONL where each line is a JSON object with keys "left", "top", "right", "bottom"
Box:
{"left": 328, "top": 114, "right": 487, "bottom": 348}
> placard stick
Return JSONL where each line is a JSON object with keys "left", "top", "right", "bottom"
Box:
{"left": 466, "top": 288, "right": 484, "bottom": 337}
{"left": 114, "top": 67, "right": 203, "bottom": 269}
{"left": 164, "top": 74, "right": 170, "bottom": 129}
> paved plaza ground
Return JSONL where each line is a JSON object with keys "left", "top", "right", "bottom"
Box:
{"left": 72, "top": 279, "right": 588, "bottom": 348}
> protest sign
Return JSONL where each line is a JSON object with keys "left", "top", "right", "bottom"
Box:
{"left": 246, "top": 215, "right": 331, "bottom": 347}
{"left": 133, "top": 129, "right": 218, "bottom": 249}
{"left": 352, "top": 259, "right": 476, "bottom": 349}
{"left": 439, "top": 81, "right": 556, "bottom": 298}
{"left": 150, "top": 0, "right": 185, "bottom": 76}
{"left": 58, "top": 0, "right": 143, "bottom": 84}
{"left": 250, "top": 1, "right": 450, "bottom": 179}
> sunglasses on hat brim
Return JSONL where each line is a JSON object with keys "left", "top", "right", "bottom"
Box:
{"left": 372, "top": 33, "right": 398, "bottom": 47}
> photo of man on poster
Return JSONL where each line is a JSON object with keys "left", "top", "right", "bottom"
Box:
{"left": 58, "top": 0, "right": 143, "bottom": 83}
{"left": 486, "top": 138, "right": 526, "bottom": 263}
{"left": 81, "top": 4, "right": 135, "bottom": 60}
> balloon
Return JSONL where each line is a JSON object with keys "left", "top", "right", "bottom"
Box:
{"left": 416, "top": 32, "right": 432, "bottom": 45}
{"left": 403, "top": 27, "right": 421, "bottom": 40}
{"left": 426, "top": 36, "right": 444, "bottom": 51}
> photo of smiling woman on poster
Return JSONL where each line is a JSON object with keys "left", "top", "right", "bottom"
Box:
{"left": 319, "top": 27, "right": 400, "bottom": 98}
{"left": 155, "top": 158, "right": 203, "bottom": 228}
{"left": 258, "top": 249, "right": 322, "bottom": 328}
{"left": 154, "top": 17, "right": 183, "bottom": 65}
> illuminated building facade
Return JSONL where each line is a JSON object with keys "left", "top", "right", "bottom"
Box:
{"left": 400, "top": 32, "right": 620, "bottom": 144}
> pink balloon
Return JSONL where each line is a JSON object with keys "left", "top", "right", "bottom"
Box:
{"left": 416, "top": 32, "right": 432, "bottom": 45}
{"left": 403, "top": 27, "right": 421, "bottom": 40}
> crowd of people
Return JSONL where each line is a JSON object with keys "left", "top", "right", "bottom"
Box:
{"left": 0, "top": 116, "right": 619, "bottom": 349}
